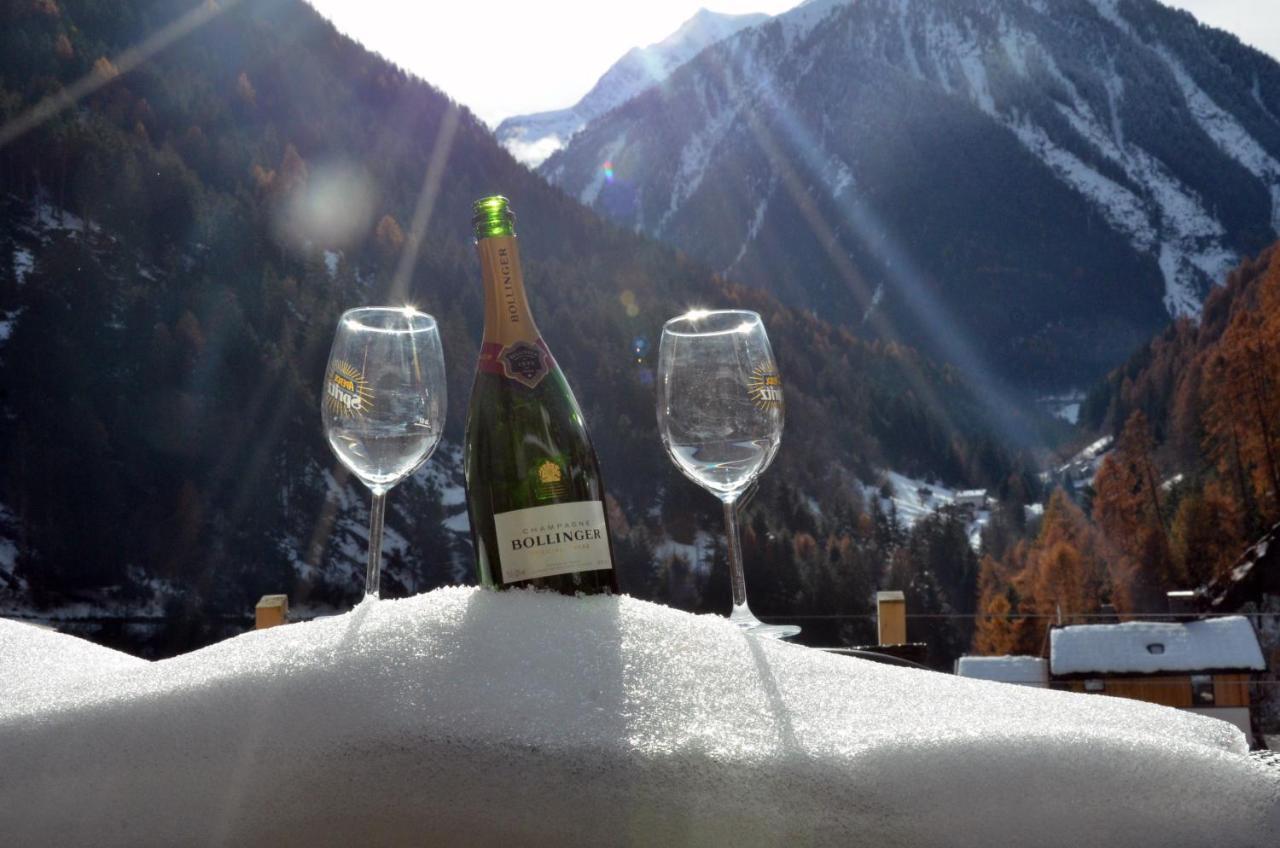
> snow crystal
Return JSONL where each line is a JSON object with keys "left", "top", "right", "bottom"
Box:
{"left": 956, "top": 655, "right": 1049, "bottom": 687}
{"left": 0, "top": 590, "right": 1276, "bottom": 845}
{"left": 1051, "top": 616, "right": 1267, "bottom": 676}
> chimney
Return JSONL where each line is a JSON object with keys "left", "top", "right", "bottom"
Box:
{"left": 255, "top": 594, "right": 289, "bottom": 630}
{"left": 877, "top": 590, "right": 906, "bottom": 646}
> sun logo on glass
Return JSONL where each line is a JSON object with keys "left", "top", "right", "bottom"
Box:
{"left": 326, "top": 360, "right": 374, "bottom": 419}
{"left": 748, "top": 365, "right": 783, "bottom": 412}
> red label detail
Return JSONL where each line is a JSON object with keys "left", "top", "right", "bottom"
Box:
{"left": 478, "top": 339, "right": 554, "bottom": 389}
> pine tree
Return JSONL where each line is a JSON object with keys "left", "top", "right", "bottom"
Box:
{"left": 1093, "top": 412, "right": 1175, "bottom": 612}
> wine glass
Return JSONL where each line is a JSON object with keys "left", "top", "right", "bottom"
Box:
{"left": 657, "top": 309, "right": 799, "bottom": 639}
{"left": 322, "top": 307, "right": 446, "bottom": 600}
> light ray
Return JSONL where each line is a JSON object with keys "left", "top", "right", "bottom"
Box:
{"left": 386, "top": 101, "right": 461, "bottom": 305}
{"left": 701, "top": 41, "right": 1037, "bottom": 445}
{"left": 0, "top": 0, "right": 241, "bottom": 150}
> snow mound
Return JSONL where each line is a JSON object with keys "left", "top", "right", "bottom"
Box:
{"left": 2, "top": 589, "right": 1277, "bottom": 845}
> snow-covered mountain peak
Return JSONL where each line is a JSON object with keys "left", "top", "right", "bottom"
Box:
{"left": 495, "top": 8, "right": 769, "bottom": 167}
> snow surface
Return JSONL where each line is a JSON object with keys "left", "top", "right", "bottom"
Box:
{"left": 1, "top": 589, "right": 1276, "bottom": 845}
{"left": 12, "top": 247, "right": 32, "bottom": 284}
{"left": 725, "top": 184, "right": 773, "bottom": 273}
{"left": 1156, "top": 48, "right": 1280, "bottom": 234}
{"left": 1039, "top": 392, "right": 1084, "bottom": 425}
{"left": 1051, "top": 616, "right": 1267, "bottom": 676}
{"left": 1055, "top": 402, "right": 1080, "bottom": 424}
{"left": 956, "top": 655, "right": 1049, "bottom": 687}
{"left": 0, "top": 310, "right": 18, "bottom": 343}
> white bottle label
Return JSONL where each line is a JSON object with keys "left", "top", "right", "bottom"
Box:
{"left": 494, "top": 500, "right": 613, "bottom": 583}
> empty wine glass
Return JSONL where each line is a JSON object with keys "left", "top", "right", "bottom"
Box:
{"left": 322, "top": 307, "right": 446, "bottom": 600}
{"left": 657, "top": 309, "right": 799, "bottom": 639}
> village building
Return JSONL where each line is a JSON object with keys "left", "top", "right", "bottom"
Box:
{"left": 955, "top": 655, "right": 1048, "bottom": 688}
{"left": 1048, "top": 617, "right": 1267, "bottom": 745}
{"left": 953, "top": 489, "right": 988, "bottom": 517}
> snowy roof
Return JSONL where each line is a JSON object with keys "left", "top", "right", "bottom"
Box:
{"left": 1050, "top": 616, "right": 1266, "bottom": 676}
{"left": 1, "top": 591, "right": 1275, "bottom": 845}
{"left": 956, "top": 655, "right": 1048, "bottom": 686}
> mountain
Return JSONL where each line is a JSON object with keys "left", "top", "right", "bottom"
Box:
{"left": 495, "top": 8, "right": 768, "bottom": 166}
{"left": 541, "top": 0, "right": 1280, "bottom": 392}
{"left": 0, "top": 0, "right": 1039, "bottom": 652}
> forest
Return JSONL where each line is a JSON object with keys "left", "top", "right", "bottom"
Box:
{"left": 975, "top": 245, "right": 1280, "bottom": 656}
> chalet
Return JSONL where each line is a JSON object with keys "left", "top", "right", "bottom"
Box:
{"left": 953, "top": 489, "right": 988, "bottom": 516}
{"left": 955, "top": 655, "right": 1048, "bottom": 688}
{"left": 1049, "top": 616, "right": 1267, "bottom": 744}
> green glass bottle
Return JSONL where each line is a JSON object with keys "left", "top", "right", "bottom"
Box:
{"left": 464, "top": 196, "right": 618, "bottom": 594}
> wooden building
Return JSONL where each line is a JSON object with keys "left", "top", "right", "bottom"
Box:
{"left": 1049, "top": 616, "right": 1266, "bottom": 744}
{"left": 955, "top": 655, "right": 1048, "bottom": 688}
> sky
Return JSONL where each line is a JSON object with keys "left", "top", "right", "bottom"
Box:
{"left": 306, "top": 0, "right": 1280, "bottom": 127}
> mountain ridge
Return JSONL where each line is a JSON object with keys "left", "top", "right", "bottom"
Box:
{"left": 541, "top": 0, "right": 1280, "bottom": 391}
{"left": 495, "top": 7, "right": 768, "bottom": 166}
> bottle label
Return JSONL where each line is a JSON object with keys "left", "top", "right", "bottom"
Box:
{"left": 478, "top": 338, "right": 552, "bottom": 389}
{"left": 494, "top": 500, "right": 613, "bottom": 583}
{"left": 476, "top": 236, "right": 556, "bottom": 389}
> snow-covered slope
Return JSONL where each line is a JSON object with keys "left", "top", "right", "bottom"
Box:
{"left": 543, "top": 0, "right": 1280, "bottom": 389}
{"left": 2, "top": 588, "right": 1276, "bottom": 845}
{"left": 495, "top": 8, "right": 768, "bottom": 166}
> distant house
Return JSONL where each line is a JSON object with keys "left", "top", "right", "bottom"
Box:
{"left": 954, "top": 489, "right": 988, "bottom": 516}
{"left": 1049, "top": 617, "right": 1267, "bottom": 744}
{"left": 956, "top": 655, "right": 1048, "bottom": 688}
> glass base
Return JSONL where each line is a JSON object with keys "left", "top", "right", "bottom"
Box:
{"left": 729, "top": 603, "right": 801, "bottom": 640}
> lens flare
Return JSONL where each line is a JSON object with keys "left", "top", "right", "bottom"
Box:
{"left": 618, "top": 289, "right": 640, "bottom": 317}
{"left": 275, "top": 160, "right": 375, "bottom": 253}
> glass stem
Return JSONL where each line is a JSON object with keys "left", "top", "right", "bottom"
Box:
{"left": 722, "top": 496, "right": 750, "bottom": 615}
{"left": 366, "top": 488, "right": 386, "bottom": 600}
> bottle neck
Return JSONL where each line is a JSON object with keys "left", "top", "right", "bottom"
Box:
{"left": 477, "top": 234, "right": 540, "bottom": 343}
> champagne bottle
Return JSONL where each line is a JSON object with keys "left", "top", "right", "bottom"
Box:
{"left": 464, "top": 196, "right": 618, "bottom": 594}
